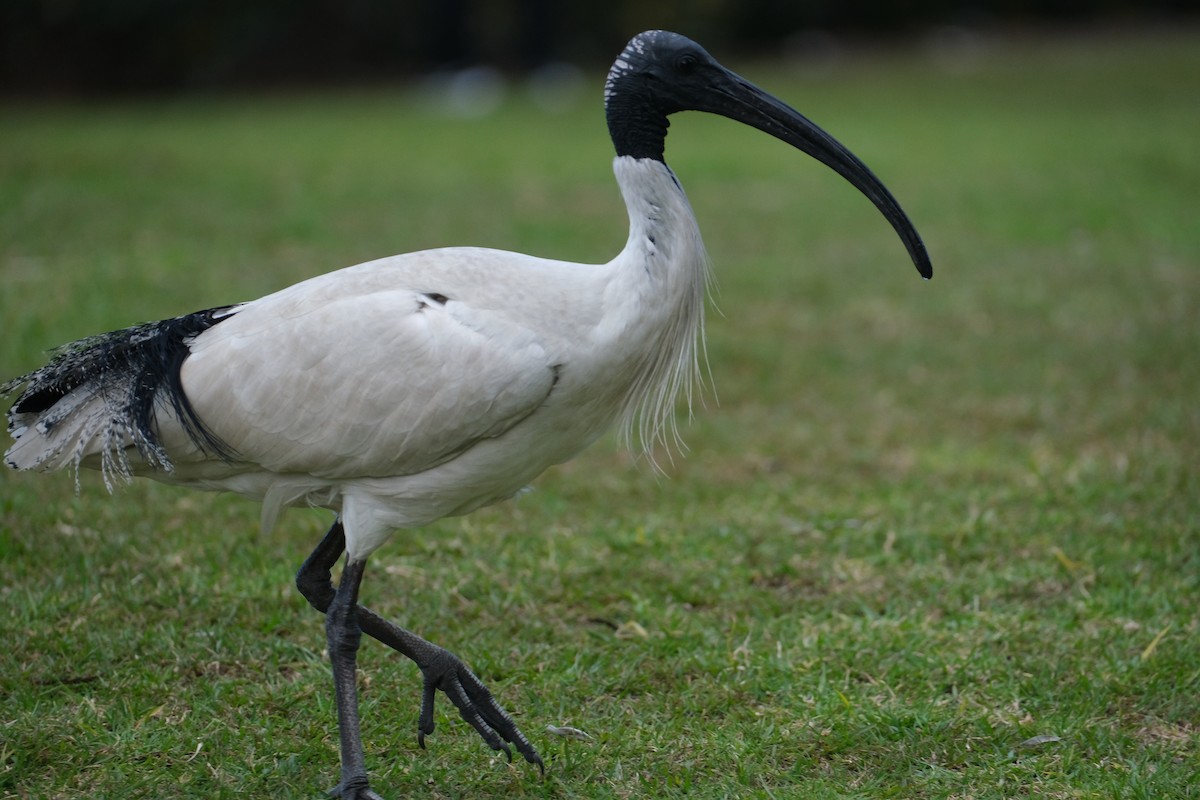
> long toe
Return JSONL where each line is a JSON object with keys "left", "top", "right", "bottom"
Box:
{"left": 329, "top": 779, "right": 386, "bottom": 800}
{"left": 418, "top": 646, "right": 542, "bottom": 769}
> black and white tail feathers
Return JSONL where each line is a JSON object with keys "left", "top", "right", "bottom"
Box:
{"left": 3, "top": 306, "right": 240, "bottom": 487}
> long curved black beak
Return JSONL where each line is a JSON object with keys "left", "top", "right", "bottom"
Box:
{"left": 702, "top": 69, "right": 932, "bottom": 280}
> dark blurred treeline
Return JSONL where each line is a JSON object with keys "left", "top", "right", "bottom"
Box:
{"left": 1, "top": 0, "right": 1193, "bottom": 94}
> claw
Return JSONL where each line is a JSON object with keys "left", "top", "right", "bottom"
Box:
{"left": 410, "top": 647, "right": 543, "bottom": 769}
{"left": 329, "top": 777, "right": 386, "bottom": 800}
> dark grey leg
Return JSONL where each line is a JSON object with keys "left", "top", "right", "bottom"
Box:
{"left": 296, "top": 519, "right": 345, "bottom": 613}
{"left": 297, "top": 520, "right": 544, "bottom": 780}
{"left": 325, "top": 556, "right": 384, "bottom": 800}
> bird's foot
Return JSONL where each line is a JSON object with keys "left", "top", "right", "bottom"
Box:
{"left": 416, "top": 645, "right": 544, "bottom": 774}
{"left": 327, "top": 776, "right": 386, "bottom": 800}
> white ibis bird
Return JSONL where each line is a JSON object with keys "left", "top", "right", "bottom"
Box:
{"left": 4, "top": 30, "right": 930, "bottom": 798}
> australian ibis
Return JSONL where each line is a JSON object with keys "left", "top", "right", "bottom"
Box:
{"left": 4, "top": 30, "right": 931, "bottom": 798}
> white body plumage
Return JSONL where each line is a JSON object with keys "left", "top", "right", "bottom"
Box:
{"left": 7, "top": 157, "right": 708, "bottom": 560}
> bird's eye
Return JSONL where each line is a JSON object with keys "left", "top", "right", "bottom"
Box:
{"left": 676, "top": 54, "right": 698, "bottom": 74}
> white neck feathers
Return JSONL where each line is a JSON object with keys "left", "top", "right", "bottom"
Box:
{"left": 607, "top": 156, "right": 713, "bottom": 463}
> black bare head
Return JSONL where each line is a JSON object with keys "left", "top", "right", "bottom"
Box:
{"left": 604, "top": 30, "right": 932, "bottom": 280}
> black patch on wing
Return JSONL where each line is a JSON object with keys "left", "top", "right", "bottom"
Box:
{"left": 3, "top": 305, "right": 240, "bottom": 464}
{"left": 416, "top": 292, "right": 450, "bottom": 311}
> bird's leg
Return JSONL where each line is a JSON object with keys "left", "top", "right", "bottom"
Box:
{"left": 296, "top": 518, "right": 346, "bottom": 613}
{"left": 325, "top": 555, "right": 384, "bottom": 800}
{"left": 361, "top": 606, "right": 544, "bottom": 773}
{"left": 297, "top": 520, "right": 544, "bottom": 773}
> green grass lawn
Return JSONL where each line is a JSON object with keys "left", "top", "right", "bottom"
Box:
{"left": 2, "top": 28, "right": 1198, "bottom": 799}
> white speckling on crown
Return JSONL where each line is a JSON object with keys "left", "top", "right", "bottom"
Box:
{"left": 605, "top": 31, "right": 662, "bottom": 101}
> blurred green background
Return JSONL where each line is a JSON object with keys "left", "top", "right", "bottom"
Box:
{"left": 2, "top": 0, "right": 1197, "bottom": 93}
